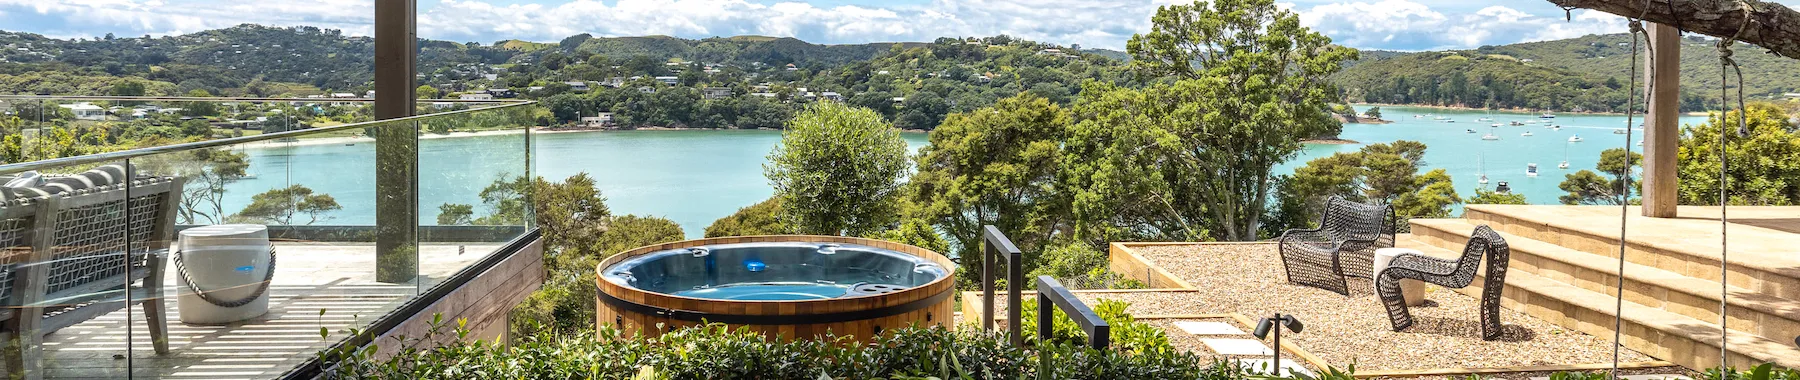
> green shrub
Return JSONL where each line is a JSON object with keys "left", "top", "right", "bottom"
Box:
{"left": 1018, "top": 298, "right": 1173, "bottom": 355}
{"left": 323, "top": 322, "right": 1229, "bottom": 380}
{"left": 1029, "top": 241, "right": 1146, "bottom": 290}
{"left": 704, "top": 197, "right": 791, "bottom": 237}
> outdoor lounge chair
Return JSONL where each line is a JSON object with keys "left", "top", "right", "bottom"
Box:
{"left": 1377, "top": 225, "right": 1510, "bottom": 340}
{"left": 1277, "top": 196, "right": 1395, "bottom": 296}
{"left": 0, "top": 165, "right": 181, "bottom": 379}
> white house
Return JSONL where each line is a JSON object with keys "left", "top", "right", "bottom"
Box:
{"left": 59, "top": 103, "right": 106, "bottom": 121}
{"left": 820, "top": 92, "right": 844, "bottom": 102}
{"left": 702, "top": 87, "right": 733, "bottom": 99}
{"left": 459, "top": 93, "right": 494, "bottom": 101}
{"left": 653, "top": 76, "right": 679, "bottom": 85}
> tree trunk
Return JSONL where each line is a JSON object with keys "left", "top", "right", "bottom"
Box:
{"left": 1546, "top": 0, "right": 1800, "bottom": 60}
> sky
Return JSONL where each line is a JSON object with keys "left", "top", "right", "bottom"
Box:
{"left": 1, "top": 0, "right": 1797, "bottom": 51}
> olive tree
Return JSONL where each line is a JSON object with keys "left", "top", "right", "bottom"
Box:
{"left": 765, "top": 103, "right": 910, "bottom": 236}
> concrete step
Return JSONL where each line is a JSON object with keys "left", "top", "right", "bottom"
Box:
{"left": 1462, "top": 205, "right": 1800, "bottom": 301}
{"left": 1409, "top": 218, "right": 1800, "bottom": 347}
{"left": 1397, "top": 240, "right": 1800, "bottom": 370}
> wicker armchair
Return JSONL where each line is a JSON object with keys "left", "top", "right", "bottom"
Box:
{"left": 1277, "top": 196, "right": 1395, "bottom": 295}
{"left": 1377, "top": 225, "right": 1510, "bottom": 340}
{"left": 0, "top": 169, "right": 181, "bottom": 379}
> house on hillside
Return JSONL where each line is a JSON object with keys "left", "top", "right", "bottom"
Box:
{"left": 580, "top": 113, "right": 614, "bottom": 127}
{"left": 459, "top": 93, "right": 494, "bottom": 101}
{"left": 654, "top": 76, "right": 679, "bottom": 85}
{"left": 566, "top": 81, "right": 590, "bottom": 92}
{"left": 784, "top": 63, "right": 798, "bottom": 71}
{"left": 485, "top": 88, "right": 517, "bottom": 98}
{"left": 702, "top": 87, "right": 733, "bottom": 99}
{"left": 59, "top": 103, "right": 106, "bottom": 121}
{"left": 820, "top": 91, "right": 845, "bottom": 102}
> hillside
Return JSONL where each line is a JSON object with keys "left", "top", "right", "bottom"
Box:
{"left": 1333, "top": 33, "right": 1800, "bottom": 112}
{"left": 0, "top": 25, "right": 933, "bottom": 96}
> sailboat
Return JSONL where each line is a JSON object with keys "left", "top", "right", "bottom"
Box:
{"left": 1466, "top": 129, "right": 1476, "bottom": 134}
{"left": 1509, "top": 121, "right": 1525, "bottom": 126}
{"left": 1540, "top": 113, "right": 1556, "bottom": 119}
{"left": 1613, "top": 128, "right": 1628, "bottom": 134}
{"left": 1552, "top": 125, "right": 1562, "bottom": 131}
{"left": 1526, "top": 163, "right": 1539, "bottom": 177}
{"left": 1521, "top": 131, "right": 1534, "bottom": 137}
{"left": 1479, "top": 154, "right": 1491, "bottom": 186}
{"left": 1568, "top": 134, "right": 1583, "bottom": 142}
{"left": 1482, "top": 125, "right": 1500, "bottom": 140}
{"left": 1559, "top": 144, "right": 1571, "bottom": 169}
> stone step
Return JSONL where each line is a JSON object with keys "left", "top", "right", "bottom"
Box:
{"left": 1409, "top": 218, "right": 1800, "bottom": 347}
{"left": 1462, "top": 205, "right": 1800, "bottom": 301}
{"left": 1396, "top": 240, "right": 1800, "bottom": 370}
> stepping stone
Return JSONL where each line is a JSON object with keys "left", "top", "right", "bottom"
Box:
{"left": 1201, "top": 338, "right": 1273, "bottom": 356}
{"left": 1173, "top": 321, "right": 1245, "bottom": 335}
{"left": 1233, "top": 358, "right": 1314, "bottom": 377}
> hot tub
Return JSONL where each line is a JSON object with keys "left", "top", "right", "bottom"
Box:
{"left": 595, "top": 236, "right": 956, "bottom": 340}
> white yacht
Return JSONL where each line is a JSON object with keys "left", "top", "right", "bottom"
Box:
{"left": 1521, "top": 131, "right": 1534, "bottom": 137}
{"left": 1526, "top": 163, "right": 1539, "bottom": 177}
{"left": 1568, "top": 134, "right": 1584, "bottom": 142}
{"left": 1613, "top": 128, "right": 1628, "bottom": 134}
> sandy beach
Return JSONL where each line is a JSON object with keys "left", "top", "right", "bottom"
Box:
{"left": 237, "top": 128, "right": 601, "bottom": 149}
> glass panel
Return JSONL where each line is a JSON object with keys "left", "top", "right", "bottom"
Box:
{"left": 1, "top": 96, "right": 534, "bottom": 378}
{"left": 416, "top": 104, "right": 531, "bottom": 290}
{"left": 0, "top": 159, "right": 134, "bottom": 378}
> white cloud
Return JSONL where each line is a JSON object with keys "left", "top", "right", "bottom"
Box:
{"left": 1296, "top": 0, "right": 1630, "bottom": 51}
{"left": 4, "top": 0, "right": 1790, "bottom": 50}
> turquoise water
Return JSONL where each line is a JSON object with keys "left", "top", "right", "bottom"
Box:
{"left": 218, "top": 105, "right": 1705, "bottom": 237}
{"left": 673, "top": 282, "right": 851, "bottom": 300}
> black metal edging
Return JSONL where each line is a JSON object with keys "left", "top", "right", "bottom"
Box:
{"left": 596, "top": 285, "right": 952, "bottom": 325}
{"left": 277, "top": 228, "right": 542, "bottom": 380}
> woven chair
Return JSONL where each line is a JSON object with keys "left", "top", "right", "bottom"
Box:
{"left": 1377, "top": 225, "right": 1510, "bottom": 340}
{"left": 0, "top": 171, "right": 182, "bottom": 379}
{"left": 1277, "top": 196, "right": 1395, "bottom": 296}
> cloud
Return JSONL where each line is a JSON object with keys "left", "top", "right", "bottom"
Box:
{"left": 417, "top": 0, "right": 1163, "bottom": 48}
{"left": 1, "top": 0, "right": 1792, "bottom": 51}
{"left": 1296, "top": 0, "right": 1629, "bottom": 51}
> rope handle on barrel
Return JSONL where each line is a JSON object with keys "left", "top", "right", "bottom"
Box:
{"left": 173, "top": 246, "right": 276, "bottom": 308}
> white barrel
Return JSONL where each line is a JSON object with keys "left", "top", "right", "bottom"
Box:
{"left": 176, "top": 224, "right": 274, "bottom": 324}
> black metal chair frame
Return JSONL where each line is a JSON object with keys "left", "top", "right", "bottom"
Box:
{"left": 1377, "top": 225, "right": 1510, "bottom": 340}
{"left": 1278, "top": 196, "right": 1395, "bottom": 295}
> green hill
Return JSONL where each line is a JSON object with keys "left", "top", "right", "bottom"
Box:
{"left": 1333, "top": 33, "right": 1800, "bottom": 112}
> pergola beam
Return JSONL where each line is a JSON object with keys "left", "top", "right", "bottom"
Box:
{"left": 1546, "top": 0, "right": 1800, "bottom": 60}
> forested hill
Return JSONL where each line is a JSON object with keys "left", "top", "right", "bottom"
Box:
{"left": 1332, "top": 33, "right": 1800, "bottom": 113}
{"left": 0, "top": 24, "right": 926, "bottom": 95}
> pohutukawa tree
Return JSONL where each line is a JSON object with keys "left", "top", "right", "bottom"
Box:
{"left": 1102, "top": 0, "right": 1358, "bottom": 241}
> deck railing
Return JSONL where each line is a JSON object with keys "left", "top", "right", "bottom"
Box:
{"left": 979, "top": 224, "right": 1025, "bottom": 347}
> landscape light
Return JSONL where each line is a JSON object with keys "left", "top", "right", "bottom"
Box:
{"left": 1252, "top": 313, "right": 1304, "bottom": 376}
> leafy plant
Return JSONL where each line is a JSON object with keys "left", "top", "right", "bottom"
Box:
{"left": 1018, "top": 298, "right": 1172, "bottom": 355}
{"left": 320, "top": 321, "right": 1226, "bottom": 380}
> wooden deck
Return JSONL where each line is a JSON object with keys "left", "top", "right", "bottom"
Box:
{"left": 27, "top": 243, "right": 493, "bottom": 380}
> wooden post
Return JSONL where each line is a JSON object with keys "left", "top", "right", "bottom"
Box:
{"left": 374, "top": 0, "right": 419, "bottom": 283}
{"left": 1641, "top": 22, "right": 1681, "bottom": 218}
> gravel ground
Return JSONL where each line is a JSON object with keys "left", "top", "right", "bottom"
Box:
{"left": 972, "top": 243, "right": 1665, "bottom": 373}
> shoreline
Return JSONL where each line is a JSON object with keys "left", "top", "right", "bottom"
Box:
{"left": 1357, "top": 103, "right": 1715, "bottom": 117}
{"left": 1303, "top": 138, "right": 1360, "bottom": 145}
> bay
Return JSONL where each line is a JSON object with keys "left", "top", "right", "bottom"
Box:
{"left": 220, "top": 105, "right": 1707, "bottom": 238}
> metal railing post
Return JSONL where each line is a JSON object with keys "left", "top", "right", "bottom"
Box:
{"left": 1034, "top": 275, "right": 1111, "bottom": 380}
{"left": 982, "top": 237, "right": 995, "bottom": 332}
{"left": 980, "top": 225, "right": 1024, "bottom": 347}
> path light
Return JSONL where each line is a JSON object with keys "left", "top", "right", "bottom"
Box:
{"left": 1252, "top": 313, "right": 1304, "bottom": 376}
